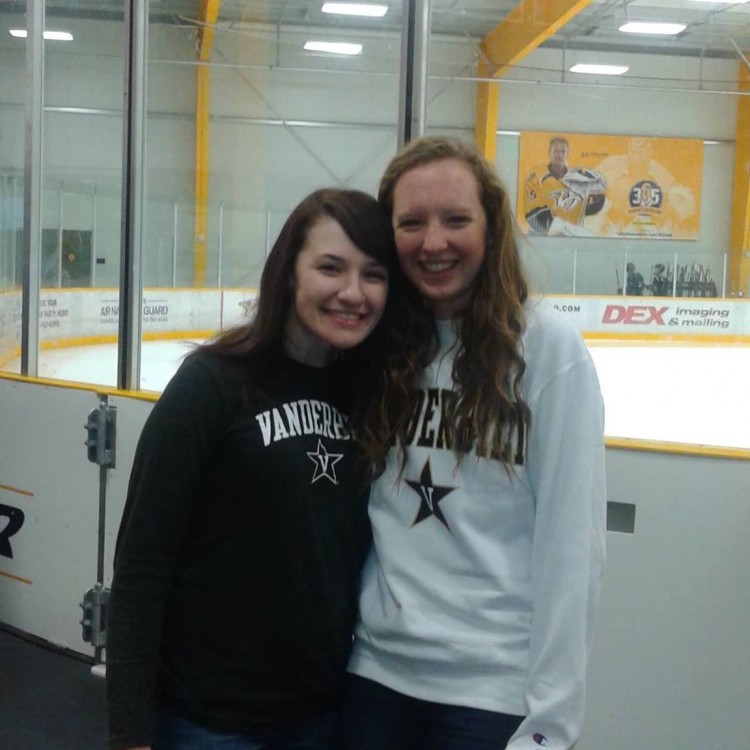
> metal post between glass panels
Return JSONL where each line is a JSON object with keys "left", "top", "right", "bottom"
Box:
{"left": 172, "top": 202, "right": 178, "bottom": 287}
{"left": 118, "top": 0, "right": 149, "bottom": 390}
{"left": 398, "top": 0, "right": 430, "bottom": 147}
{"left": 21, "top": 0, "right": 44, "bottom": 376}
{"left": 57, "top": 186, "right": 64, "bottom": 288}
{"left": 92, "top": 190, "right": 98, "bottom": 286}
{"left": 218, "top": 204, "right": 224, "bottom": 288}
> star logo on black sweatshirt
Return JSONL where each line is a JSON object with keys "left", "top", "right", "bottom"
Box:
{"left": 307, "top": 439, "right": 343, "bottom": 485}
{"left": 405, "top": 459, "right": 456, "bottom": 532}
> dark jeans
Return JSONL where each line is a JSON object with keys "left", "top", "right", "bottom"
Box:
{"left": 335, "top": 674, "right": 524, "bottom": 750}
{"left": 154, "top": 710, "right": 337, "bottom": 750}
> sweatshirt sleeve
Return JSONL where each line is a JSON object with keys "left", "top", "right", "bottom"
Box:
{"left": 506, "top": 340, "right": 607, "bottom": 750}
{"left": 106, "top": 353, "right": 236, "bottom": 750}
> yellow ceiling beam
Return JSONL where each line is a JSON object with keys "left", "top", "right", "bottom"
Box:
{"left": 194, "top": 0, "right": 222, "bottom": 286}
{"left": 479, "top": 0, "right": 593, "bottom": 77}
{"left": 474, "top": 0, "right": 593, "bottom": 159}
{"left": 729, "top": 61, "right": 750, "bottom": 296}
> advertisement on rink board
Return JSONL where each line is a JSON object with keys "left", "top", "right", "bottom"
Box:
{"left": 1, "top": 291, "right": 748, "bottom": 365}
{"left": 0, "top": 288, "right": 256, "bottom": 344}
{"left": 517, "top": 132, "right": 703, "bottom": 240}
{"left": 545, "top": 295, "right": 748, "bottom": 337}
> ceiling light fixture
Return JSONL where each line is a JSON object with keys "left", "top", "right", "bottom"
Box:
{"left": 9, "top": 29, "right": 74, "bottom": 41}
{"left": 321, "top": 3, "right": 388, "bottom": 16}
{"left": 619, "top": 22, "right": 686, "bottom": 35}
{"left": 569, "top": 63, "right": 629, "bottom": 76}
{"left": 304, "top": 41, "right": 363, "bottom": 55}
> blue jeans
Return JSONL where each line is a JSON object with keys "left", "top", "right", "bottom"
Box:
{"left": 334, "top": 675, "right": 524, "bottom": 750}
{"left": 153, "top": 710, "right": 337, "bottom": 750}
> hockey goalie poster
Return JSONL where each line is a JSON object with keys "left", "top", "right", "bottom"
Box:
{"left": 517, "top": 132, "right": 703, "bottom": 239}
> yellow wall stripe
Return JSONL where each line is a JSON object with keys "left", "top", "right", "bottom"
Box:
{"left": 0, "top": 570, "right": 33, "bottom": 585}
{"left": 0, "top": 369, "right": 160, "bottom": 401}
{"left": 0, "top": 483, "right": 34, "bottom": 497}
{"left": 606, "top": 436, "right": 750, "bottom": 462}
{"left": 584, "top": 332, "right": 750, "bottom": 345}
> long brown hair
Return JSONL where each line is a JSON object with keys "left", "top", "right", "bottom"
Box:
{"left": 376, "top": 136, "right": 530, "bottom": 466}
{"left": 199, "top": 188, "right": 402, "bottom": 473}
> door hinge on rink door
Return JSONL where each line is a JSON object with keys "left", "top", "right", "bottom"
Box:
{"left": 80, "top": 583, "right": 109, "bottom": 648}
{"left": 81, "top": 394, "right": 117, "bottom": 676}
{"left": 84, "top": 395, "right": 117, "bottom": 468}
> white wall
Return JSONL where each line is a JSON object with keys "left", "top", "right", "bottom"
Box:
{"left": 578, "top": 447, "right": 750, "bottom": 750}
{"left": 0, "top": 379, "right": 134, "bottom": 655}
{"left": 498, "top": 47, "right": 738, "bottom": 136}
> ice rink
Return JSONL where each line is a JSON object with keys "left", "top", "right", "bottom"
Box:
{"left": 6, "top": 339, "right": 750, "bottom": 450}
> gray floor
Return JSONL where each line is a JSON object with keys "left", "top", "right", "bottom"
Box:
{"left": 0, "top": 626, "right": 107, "bottom": 749}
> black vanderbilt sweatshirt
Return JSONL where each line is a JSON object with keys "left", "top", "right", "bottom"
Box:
{"left": 106, "top": 350, "right": 371, "bottom": 750}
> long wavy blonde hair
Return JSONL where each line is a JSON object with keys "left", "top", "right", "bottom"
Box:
{"left": 369, "top": 136, "right": 530, "bottom": 469}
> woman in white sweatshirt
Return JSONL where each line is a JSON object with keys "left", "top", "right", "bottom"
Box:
{"left": 337, "top": 136, "right": 607, "bottom": 750}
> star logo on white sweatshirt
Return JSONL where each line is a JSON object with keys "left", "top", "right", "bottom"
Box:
{"left": 307, "top": 439, "right": 343, "bottom": 485}
{"left": 405, "top": 459, "right": 456, "bottom": 531}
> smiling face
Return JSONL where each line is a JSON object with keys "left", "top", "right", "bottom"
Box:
{"left": 549, "top": 139, "right": 569, "bottom": 175}
{"left": 391, "top": 158, "right": 487, "bottom": 319}
{"left": 284, "top": 216, "right": 389, "bottom": 366}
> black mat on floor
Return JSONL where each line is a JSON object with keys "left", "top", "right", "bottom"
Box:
{"left": 0, "top": 626, "right": 107, "bottom": 749}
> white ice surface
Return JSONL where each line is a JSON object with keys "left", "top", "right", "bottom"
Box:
{"left": 5, "top": 341, "right": 750, "bottom": 450}
{"left": 5, "top": 340, "right": 202, "bottom": 393}
{"left": 587, "top": 344, "right": 750, "bottom": 449}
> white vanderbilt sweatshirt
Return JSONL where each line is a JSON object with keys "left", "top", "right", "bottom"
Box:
{"left": 349, "top": 299, "right": 607, "bottom": 750}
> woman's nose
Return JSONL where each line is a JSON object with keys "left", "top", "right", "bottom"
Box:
{"left": 422, "top": 221, "right": 448, "bottom": 252}
{"left": 338, "top": 273, "right": 366, "bottom": 303}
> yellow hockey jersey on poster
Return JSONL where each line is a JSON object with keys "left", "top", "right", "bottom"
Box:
{"left": 523, "top": 165, "right": 607, "bottom": 236}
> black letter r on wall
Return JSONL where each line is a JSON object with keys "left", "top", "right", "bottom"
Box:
{"left": 0, "top": 503, "right": 25, "bottom": 559}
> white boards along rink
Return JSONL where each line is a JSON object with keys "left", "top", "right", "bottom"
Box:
{"left": 5, "top": 340, "right": 750, "bottom": 453}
